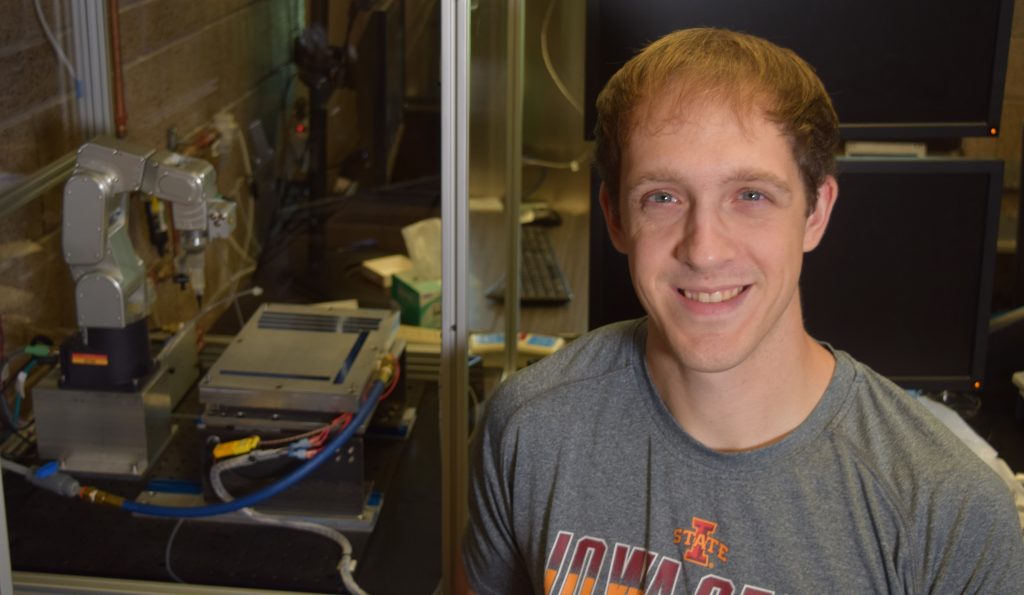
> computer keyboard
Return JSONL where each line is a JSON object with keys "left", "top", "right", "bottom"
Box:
{"left": 486, "top": 225, "right": 574, "bottom": 305}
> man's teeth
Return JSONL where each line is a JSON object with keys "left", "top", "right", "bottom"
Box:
{"left": 682, "top": 287, "right": 743, "bottom": 303}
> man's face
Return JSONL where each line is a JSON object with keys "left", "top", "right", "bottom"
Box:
{"left": 600, "top": 97, "right": 837, "bottom": 374}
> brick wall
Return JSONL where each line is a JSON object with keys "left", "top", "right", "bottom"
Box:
{"left": 0, "top": 0, "right": 302, "bottom": 349}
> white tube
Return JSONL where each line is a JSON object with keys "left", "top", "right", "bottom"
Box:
{"left": 209, "top": 454, "right": 368, "bottom": 594}
{"left": 0, "top": 459, "right": 28, "bottom": 477}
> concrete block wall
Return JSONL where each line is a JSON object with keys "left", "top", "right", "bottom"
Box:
{"left": 118, "top": 0, "right": 300, "bottom": 149}
{"left": 0, "top": 0, "right": 302, "bottom": 350}
{"left": 0, "top": 0, "right": 80, "bottom": 173}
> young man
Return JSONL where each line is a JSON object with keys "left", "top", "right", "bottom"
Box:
{"left": 463, "top": 28, "right": 1024, "bottom": 594}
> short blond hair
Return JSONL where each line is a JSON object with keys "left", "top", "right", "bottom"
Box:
{"left": 594, "top": 28, "right": 839, "bottom": 214}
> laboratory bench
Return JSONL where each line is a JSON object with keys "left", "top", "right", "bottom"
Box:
{"left": 4, "top": 351, "right": 442, "bottom": 594}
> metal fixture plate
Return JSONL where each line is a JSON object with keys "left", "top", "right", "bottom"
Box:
{"left": 200, "top": 304, "right": 400, "bottom": 413}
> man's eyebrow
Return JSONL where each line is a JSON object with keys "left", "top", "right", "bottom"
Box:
{"left": 628, "top": 169, "right": 683, "bottom": 188}
{"left": 723, "top": 169, "right": 793, "bottom": 193}
{"left": 626, "top": 168, "right": 795, "bottom": 194}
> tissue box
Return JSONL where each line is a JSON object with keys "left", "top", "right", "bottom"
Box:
{"left": 391, "top": 273, "right": 442, "bottom": 328}
{"left": 361, "top": 254, "right": 413, "bottom": 288}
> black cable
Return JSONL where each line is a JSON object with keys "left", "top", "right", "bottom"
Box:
{"left": 28, "top": 335, "right": 54, "bottom": 348}
{"left": 341, "top": 0, "right": 359, "bottom": 75}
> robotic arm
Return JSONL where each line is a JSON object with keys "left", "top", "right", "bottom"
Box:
{"left": 62, "top": 136, "right": 236, "bottom": 329}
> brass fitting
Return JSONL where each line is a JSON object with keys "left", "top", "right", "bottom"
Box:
{"left": 79, "top": 487, "right": 126, "bottom": 508}
{"left": 374, "top": 353, "right": 397, "bottom": 385}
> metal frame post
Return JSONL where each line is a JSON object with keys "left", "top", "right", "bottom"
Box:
{"left": 440, "top": 0, "right": 471, "bottom": 592}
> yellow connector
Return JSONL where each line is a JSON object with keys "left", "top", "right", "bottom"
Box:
{"left": 374, "top": 353, "right": 397, "bottom": 385}
{"left": 212, "top": 436, "right": 261, "bottom": 460}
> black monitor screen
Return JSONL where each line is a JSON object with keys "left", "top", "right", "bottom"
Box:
{"left": 585, "top": 0, "right": 1014, "bottom": 139}
{"left": 589, "top": 158, "right": 1003, "bottom": 392}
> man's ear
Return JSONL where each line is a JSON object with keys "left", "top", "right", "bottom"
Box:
{"left": 599, "top": 182, "right": 629, "bottom": 254}
{"left": 803, "top": 175, "right": 838, "bottom": 253}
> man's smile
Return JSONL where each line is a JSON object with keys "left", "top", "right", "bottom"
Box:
{"left": 678, "top": 285, "right": 748, "bottom": 304}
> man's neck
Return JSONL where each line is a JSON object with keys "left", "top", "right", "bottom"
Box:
{"left": 646, "top": 320, "right": 835, "bottom": 453}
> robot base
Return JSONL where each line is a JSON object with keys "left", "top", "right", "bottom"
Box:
{"left": 33, "top": 326, "right": 199, "bottom": 478}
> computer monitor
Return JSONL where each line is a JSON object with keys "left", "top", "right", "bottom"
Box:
{"left": 589, "top": 158, "right": 1004, "bottom": 392}
{"left": 585, "top": 0, "right": 1015, "bottom": 140}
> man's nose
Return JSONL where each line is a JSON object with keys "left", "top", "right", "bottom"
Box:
{"left": 677, "top": 205, "right": 735, "bottom": 270}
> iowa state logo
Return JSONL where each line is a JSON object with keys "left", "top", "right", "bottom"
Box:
{"left": 674, "top": 517, "right": 729, "bottom": 569}
{"left": 543, "top": 531, "right": 682, "bottom": 595}
{"left": 542, "top": 527, "right": 774, "bottom": 595}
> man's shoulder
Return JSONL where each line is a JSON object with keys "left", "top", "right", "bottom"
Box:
{"left": 481, "top": 319, "right": 646, "bottom": 434}
{"left": 830, "top": 353, "right": 1011, "bottom": 511}
{"left": 509, "top": 319, "right": 643, "bottom": 386}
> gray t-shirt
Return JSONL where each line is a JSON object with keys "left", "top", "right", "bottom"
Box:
{"left": 464, "top": 319, "right": 1024, "bottom": 594}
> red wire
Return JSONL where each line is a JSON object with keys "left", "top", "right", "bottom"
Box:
{"left": 250, "top": 359, "right": 400, "bottom": 448}
{"left": 310, "top": 412, "right": 353, "bottom": 448}
{"left": 307, "top": 412, "right": 354, "bottom": 455}
{"left": 379, "top": 360, "right": 401, "bottom": 401}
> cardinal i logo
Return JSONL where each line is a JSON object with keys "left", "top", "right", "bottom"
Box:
{"left": 673, "top": 517, "right": 729, "bottom": 568}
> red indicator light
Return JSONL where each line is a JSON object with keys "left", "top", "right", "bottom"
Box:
{"left": 990, "top": 127, "right": 998, "bottom": 136}
{"left": 296, "top": 123, "right": 306, "bottom": 133}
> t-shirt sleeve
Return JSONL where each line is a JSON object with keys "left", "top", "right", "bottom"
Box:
{"left": 462, "top": 389, "right": 532, "bottom": 594}
{"left": 920, "top": 467, "right": 1024, "bottom": 593}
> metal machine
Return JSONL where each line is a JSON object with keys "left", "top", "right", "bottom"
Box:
{"left": 34, "top": 137, "right": 236, "bottom": 477}
{"left": 197, "top": 303, "right": 402, "bottom": 527}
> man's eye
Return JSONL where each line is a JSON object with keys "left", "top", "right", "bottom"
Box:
{"left": 646, "top": 192, "right": 676, "bottom": 204}
{"left": 739, "top": 190, "right": 766, "bottom": 202}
